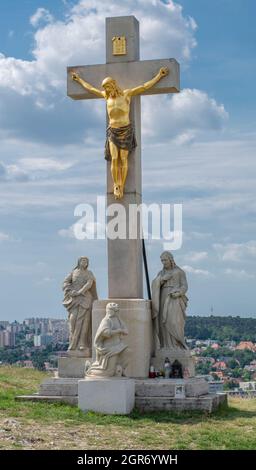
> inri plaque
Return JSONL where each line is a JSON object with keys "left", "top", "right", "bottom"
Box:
{"left": 112, "top": 36, "right": 127, "bottom": 55}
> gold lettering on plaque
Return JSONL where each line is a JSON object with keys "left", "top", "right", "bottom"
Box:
{"left": 112, "top": 36, "right": 127, "bottom": 56}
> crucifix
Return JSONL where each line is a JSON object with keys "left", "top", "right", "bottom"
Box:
{"left": 67, "top": 16, "right": 180, "bottom": 303}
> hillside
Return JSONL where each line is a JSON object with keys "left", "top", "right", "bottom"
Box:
{"left": 185, "top": 316, "right": 256, "bottom": 342}
{"left": 0, "top": 366, "right": 256, "bottom": 450}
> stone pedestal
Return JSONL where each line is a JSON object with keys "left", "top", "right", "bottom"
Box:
{"left": 92, "top": 299, "right": 152, "bottom": 378}
{"left": 78, "top": 377, "right": 135, "bottom": 414}
{"left": 151, "top": 348, "right": 195, "bottom": 377}
{"left": 58, "top": 356, "right": 90, "bottom": 378}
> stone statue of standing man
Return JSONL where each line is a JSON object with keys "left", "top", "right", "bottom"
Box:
{"left": 152, "top": 251, "right": 188, "bottom": 352}
{"left": 63, "top": 257, "right": 97, "bottom": 356}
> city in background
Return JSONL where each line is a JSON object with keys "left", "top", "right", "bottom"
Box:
{"left": 1, "top": 315, "right": 256, "bottom": 396}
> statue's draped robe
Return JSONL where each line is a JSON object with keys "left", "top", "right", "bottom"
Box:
{"left": 87, "top": 315, "right": 128, "bottom": 376}
{"left": 104, "top": 124, "right": 137, "bottom": 161}
{"left": 152, "top": 266, "right": 188, "bottom": 350}
{"left": 63, "top": 268, "right": 98, "bottom": 350}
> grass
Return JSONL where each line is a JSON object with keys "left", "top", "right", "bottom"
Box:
{"left": 0, "top": 365, "right": 256, "bottom": 450}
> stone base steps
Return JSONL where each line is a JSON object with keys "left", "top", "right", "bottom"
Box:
{"left": 39, "top": 377, "right": 79, "bottom": 396}
{"left": 15, "top": 376, "right": 228, "bottom": 414}
{"left": 135, "top": 393, "right": 227, "bottom": 413}
{"left": 15, "top": 394, "right": 78, "bottom": 406}
{"left": 135, "top": 378, "right": 209, "bottom": 398}
{"left": 16, "top": 392, "right": 226, "bottom": 413}
{"left": 15, "top": 377, "right": 79, "bottom": 406}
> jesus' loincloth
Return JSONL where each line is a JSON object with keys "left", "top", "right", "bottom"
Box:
{"left": 104, "top": 123, "right": 137, "bottom": 161}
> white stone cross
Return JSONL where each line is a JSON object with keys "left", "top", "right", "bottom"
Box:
{"left": 67, "top": 16, "right": 180, "bottom": 300}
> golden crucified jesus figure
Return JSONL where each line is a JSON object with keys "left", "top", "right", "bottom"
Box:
{"left": 71, "top": 67, "right": 169, "bottom": 199}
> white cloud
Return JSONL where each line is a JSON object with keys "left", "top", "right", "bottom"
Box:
{"left": 0, "top": 157, "right": 74, "bottom": 182}
{"left": 0, "top": 54, "right": 38, "bottom": 96}
{"left": 0, "top": 0, "right": 227, "bottom": 149}
{"left": 58, "top": 225, "right": 76, "bottom": 239}
{"left": 213, "top": 241, "right": 256, "bottom": 262}
{"left": 185, "top": 251, "right": 208, "bottom": 262}
{"left": 142, "top": 89, "right": 228, "bottom": 143}
{"left": 20, "top": 158, "right": 74, "bottom": 172}
{"left": 30, "top": 8, "right": 54, "bottom": 28}
{"left": 182, "top": 265, "right": 213, "bottom": 276}
{"left": 36, "top": 276, "right": 56, "bottom": 285}
{"left": 58, "top": 222, "right": 105, "bottom": 240}
{"left": 225, "top": 268, "right": 255, "bottom": 279}
{"left": 0, "top": 161, "right": 29, "bottom": 181}
{"left": 0, "top": 232, "right": 10, "bottom": 242}
{"left": 0, "top": 0, "right": 197, "bottom": 99}
{"left": 188, "top": 232, "right": 213, "bottom": 240}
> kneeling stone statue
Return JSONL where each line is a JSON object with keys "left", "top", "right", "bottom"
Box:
{"left": 86, "top": 302, "right": 130, "bottom": 377}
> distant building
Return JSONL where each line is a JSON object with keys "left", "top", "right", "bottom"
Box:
{"left": 195, "top": 339, "right": 219, "bottom": 348}
{"left": 214, "top": 361, "right": 227, "bottom": 370}
{"left": 225, "top": 341, "right": 236, "bottom": 349}
{"left": 51, "top": 320, "right": 69, "bottom": 344}
{"left": 33, "top": 335, "right": 41, "bottom": 347}
{"left": 7, "top": 323, "right": 23, "bottom": 334}
{"left": 209, "top": 381, "right": 224, "bottom": 393}
{"left": 236, "top": 341, "right": 256, "bottom": 352}
{"left": 196, "top": 374, "right": 214, "bottom": 382}
{"left": 23, "top": 360, "right": 34, "bottom": 369}
{"left": 214, "top": 371, "right": 225, "bottom": 379}
{"left": 0, "top": 330, "right": 16, "bottom": 347}
{"left": 40, "top": 321, "right": 49, "bottom": 335}
{"left": 0, "top": 331, "right": 4, "bottom": 348}
{"left": 41, "top": 334, "right": 53, "bottom": 346}
{"left": 244, "top": 364, "right": 256, "bottom": 372}
{"left": 33, "top": 334, "right": 53, "bottom": 347}
{"left": 191, "top": 347, "right": 202, "bottom": 355}
{"left": 25, "top": 333, "right": 34, "bottom": 341}
{"left": 44, "top": 362, "right": 56, "bottom": 371}
{"left": 239, "top": 381, "right": 256, "bottom": 391}
{"left": 24, "top": 318, "right": 36, "bottom": 328}
{"left": 195, "top": 356, "right": 215, "bottom": 366}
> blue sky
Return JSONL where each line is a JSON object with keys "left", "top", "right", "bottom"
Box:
{"left": 0, "top": 0, "right": 255, "bottom": 321}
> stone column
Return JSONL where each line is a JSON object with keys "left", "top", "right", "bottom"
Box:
{"left": 106, "top": 16, "right": 143, "bottom": 299}
{"left": 92, "top": 17, "right": 152, "bottom": 378}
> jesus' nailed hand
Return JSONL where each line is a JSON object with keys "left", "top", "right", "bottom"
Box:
{"left": 70, "top": 67, "right": 169, "bottom": 200}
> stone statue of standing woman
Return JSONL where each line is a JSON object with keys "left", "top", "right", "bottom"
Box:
{"left": 62, "top": 257, "right": 97, "bottom": 355}
{"left": 152, "top": 251, "right": 188, "bottom": 352}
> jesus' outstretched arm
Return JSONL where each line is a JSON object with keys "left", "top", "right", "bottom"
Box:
{"left": 125, "top": 67, "right": 169, "bottom": 97}
{"left": 71, "top": 71, "right": 104, "bottom": 98}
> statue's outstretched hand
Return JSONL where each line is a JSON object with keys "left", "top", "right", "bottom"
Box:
{"left": 159, "top": 66, "right": 169, "bottom": 77}
{"left": 71, "top": 72, "right": 80, "bottom": 82}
